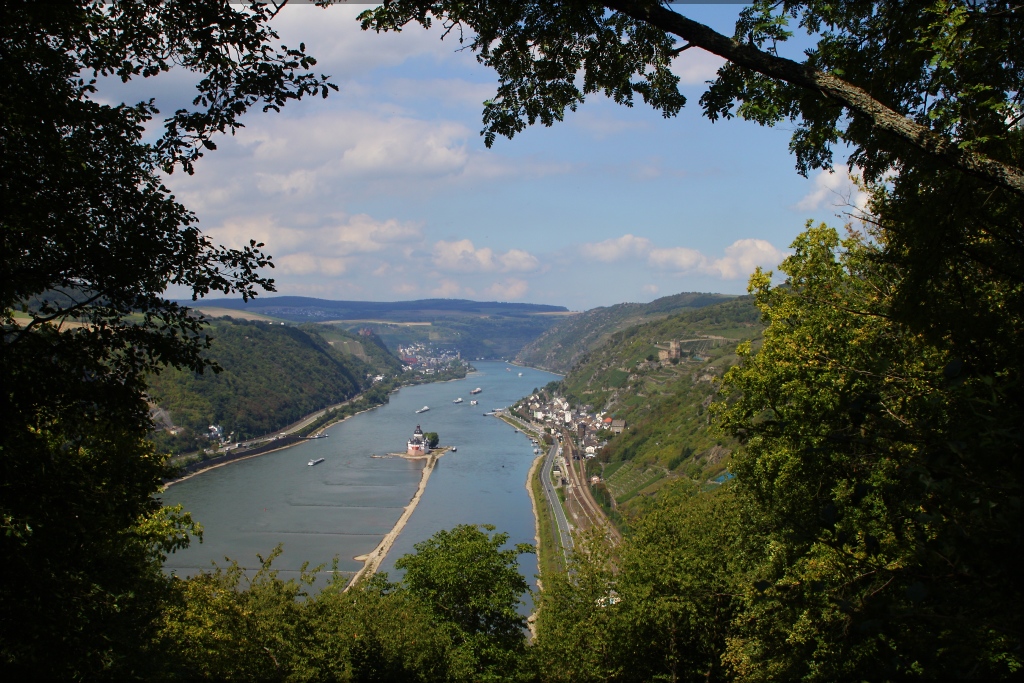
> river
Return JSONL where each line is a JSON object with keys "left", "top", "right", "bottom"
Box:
{"left": 161, "top": 361, "right": 560, "bottom": 594}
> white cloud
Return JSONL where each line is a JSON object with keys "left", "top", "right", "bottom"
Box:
{"left": 204, "top": 213, "right": 422, "bottom": 279}
{"left": 276, "top": 253, "right": 349, "bottom": 277}
{"left": 270, "top": 5, "right": 464, "bottom": 79}
{"left": 498, "top": 249, "right": 541, "bottom": 272}
{"left": 647, "top": 239, "right": 785, "bottom": 279}
{"left": 579, "top": 233, "right": 784, "bottom": 280}
{"left": 432, "top": 240, "right": 540, "bottom": 273}
{"left": 703, "top": 239, "right": 787, "bottom": 279}
{"left": 671, "top": 49, "right": 727, "bottom": 85}
{"left": 648, "top": 246, "right": 706, "bottom": 271}
{"left": 485, "top": 278, "right": 530, "bottom": 300}
{"left": 431, "top": 279, "right": 464, "bottom": 297}
{"left": 239, "top": 113, "right": 471, "bottom": 180}
{"left": 331, "top": 214, "right": 422, "bottom": 255}
{"left": 642, "top": 284, "right": 659, "bottom": 295}
{"left": 580, "top": 234, "right": 652, "bottom": 262}
{"left": 795, "top": 164, "right": 870, "bottom": 212}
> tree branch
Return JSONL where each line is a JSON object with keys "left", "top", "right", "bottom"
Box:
{"left": 604, "top": 0, "right": 1024, "bottom": 197}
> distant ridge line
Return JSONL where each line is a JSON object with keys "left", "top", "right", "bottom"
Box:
{"left": 179, "top": 296, "right": 569, "bottom": 322}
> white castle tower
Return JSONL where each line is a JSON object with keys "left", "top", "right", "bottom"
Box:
{"left": 407, "top": 424, "right": 431, "bottom": 456}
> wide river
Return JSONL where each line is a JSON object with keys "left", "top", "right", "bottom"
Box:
{"left": 161, "top": 361, "right": 559, "bottom": 593}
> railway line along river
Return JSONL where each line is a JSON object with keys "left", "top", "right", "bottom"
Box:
{"left": 161, "top": 361, "right": 560, "bottom": 594}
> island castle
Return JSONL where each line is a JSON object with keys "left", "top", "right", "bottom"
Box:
{"left": 407, "top": 424, "right": 431, "bottom": 456}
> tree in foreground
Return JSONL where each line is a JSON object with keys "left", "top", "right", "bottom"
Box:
{"left": 156, "top": 526, "right": 534, "bottom": 681}
{"left": 1, "top": 0, "right": 335, "bottom": 675}
{"left": 395, "top": 524, "right": 535, "bottom": 681}
{"left": 717, "top": 225, "right": 1020, "bottom": 679}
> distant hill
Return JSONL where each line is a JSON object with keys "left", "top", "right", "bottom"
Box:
{"left": 183, "top": 296, "right": 569, "bottom": 322}
{"left": 554, "top": 296, "right": 762, "bottom": 524}
{"left": 515, "top": 292, "right": 734, "bottom": 373}
{"left": 186, "top": 296, "right": 572, "bottom": 361}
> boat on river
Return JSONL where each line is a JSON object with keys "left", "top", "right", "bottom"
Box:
{"left": 452, "top": 397, "right": 463, "bottom": 404}
{"left": 470, "top": 400, "right": 478, "bottom": 406}
{"left": 308, "top": 457, "right": 325, "bottom": 466}
{"left": 415, "top": 406, "right": 430, "bottom": 414}
{"left": 470, "top": 387, "right": 482, "bottom": 395}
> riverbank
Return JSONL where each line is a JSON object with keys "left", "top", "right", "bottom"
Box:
{"left": 346, "top": 446, "right": 452, "bottom": 588}
{"left": 526, "top": 451, "right": 545, "bottom": 590}
{"left": 162, "top": 402, "right": 381, "bottom": 489}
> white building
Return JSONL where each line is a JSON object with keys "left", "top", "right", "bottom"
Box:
{"left": 407, "top": 424, "right": 432, "bottom": 456}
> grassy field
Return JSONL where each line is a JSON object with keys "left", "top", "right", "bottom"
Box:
{"left": 190, "top": 306, "right": 284, "bottom": 322}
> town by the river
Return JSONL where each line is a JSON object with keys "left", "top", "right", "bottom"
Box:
{"left": 161, "top": 361, "right": 560, "bottom": 594}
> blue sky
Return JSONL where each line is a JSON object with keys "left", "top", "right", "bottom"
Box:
{"left": 112, "top": 3, "right": 866, "bottom": 310}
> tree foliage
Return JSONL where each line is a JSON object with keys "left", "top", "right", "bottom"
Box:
{"left": 1, "top": 0, "right": 335, "bottom": 674}
{"left": 715, "top": 225, "right": 1020, "bottom": 679}
{"left": 396, "top": 524, "right": 535, "bottom": 681}
{"left": 154, "top": 526, "right": 535, "bottom": 682}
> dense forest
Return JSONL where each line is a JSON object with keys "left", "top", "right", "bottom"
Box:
{"left": 3, "top": 1, "right": 1019, "bottom": 680}
{"left": 147, "top": 319, "right": 379, "bottom": 444}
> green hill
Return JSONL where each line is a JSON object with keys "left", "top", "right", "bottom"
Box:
{"left": 555, "top": 297, "right": 762, "bottom": 522}
{"left": 147, "top": 319, "right": 390, "bottom": 450}
{"left": 515, "top": 292, "right": 735, "bottom": 372}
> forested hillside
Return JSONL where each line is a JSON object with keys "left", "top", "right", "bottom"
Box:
{"left": 516, "top": 292, "right": 734, "bottom": 372}
{"left": 147, "top": 319, "right": 385, "bottom": 445}
{"left": 555, "top": 297, "right": 761, "bottom": 520}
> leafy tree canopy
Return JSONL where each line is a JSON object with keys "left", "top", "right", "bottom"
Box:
{"left": 715, "top": 224, "right": 1020, "bottom": 679}
{"left": 395, "top": 524, "right": 535, "bottom": 680}
{"left": 1, "top": 0, "right": 336, "bottom": 675}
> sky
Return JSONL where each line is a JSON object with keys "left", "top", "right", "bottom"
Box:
{"left": 103, "top": 2, "right": 866, "bottom": 311}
